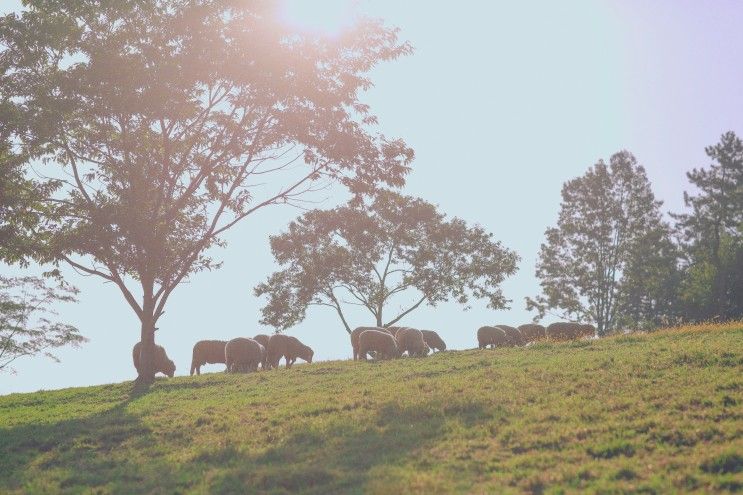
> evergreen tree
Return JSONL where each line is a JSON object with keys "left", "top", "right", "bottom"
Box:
{"left": 674, "top": 131, "right": 743, "bottom": 320}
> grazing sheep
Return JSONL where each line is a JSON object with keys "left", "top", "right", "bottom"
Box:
{"left": 358, "top": 329, "right": 401, "bottom": 360}
{"left": 190, "top": 340, "right": 227, "bottom": 375}
{"left": 546, "top": 322, "right": 595, "bottom": 341}
{"left": 420, "top": 329, "right": 447, "bottom": 352}
{"left": 546, "top": 322, "right": 574, "bottom": 340}
{"left": 496, "top": 325, "right": 525, "bottom": 346}
{"left": 395, "top": 327, "right": 430, "bottom": 357}
{"left": 253, "top": 334, "right": 270, "bottom": 348}
{"left": 350, "top": 326, "right": 393, "bottom": 360}
{"left": 386, "top": 326, "right": 413, "bottom": 338}
{"left": 518, "top": 324, "right": 547, "bottom": 344}
{"left": 577, "top": 324, "right": 596, "bottom": 339}
{"left": 477, "top": 326, "right": 508, "bottom": 349}
{"left": 267, "top": 334, "right": 314, "bottom": 369}
{"left": 132, "top": 342, "right": 176, "bottom": 378}
{"left": 253, "top": 334, "right": 271, "bottom": 369}
{"left": 225, "top": 338, "right": 264, "bottom": 373}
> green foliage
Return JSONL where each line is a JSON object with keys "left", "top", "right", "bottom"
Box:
{"left": 528, "top": 151, "right": 676, "bottom": 334}
{"left": 255, "top": 190, "right": 519, "bottom": 332}
{"left": 0, "top": 275, "right": 85, "bottom": 373}
{"left": 0, "top": 144, "right": 59, "bottom": 265}
{"left": 675, "top": 131, "right": 743, "bottom": 321}
{"left": 0, "top": 0, "right": 413, "bottom": 379}
{"left": 0, "top": 324, "right": 740, "bottom": 493}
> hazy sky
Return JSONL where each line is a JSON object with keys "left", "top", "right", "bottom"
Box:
{"left": 2, "top": 1, "right": 742, "bottom": 394}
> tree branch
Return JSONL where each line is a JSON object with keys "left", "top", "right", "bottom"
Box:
{"left": 384, "top": 294, "right": 428, "bottom": 327}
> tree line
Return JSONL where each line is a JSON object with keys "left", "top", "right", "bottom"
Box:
{"left": 528, "top": 134, "right": 743, "bottom": 335}
{"left": 0, "top": 1, "right": 740, "bottom": 378}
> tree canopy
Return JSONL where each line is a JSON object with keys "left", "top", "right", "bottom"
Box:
{"left": 0, "top": 0, "right": 413, "bottom": 381}
{"left": 255, "top": 190, "right": 519, "bottom": 334}
{"left": 527, "top": 151, "right": 675, "bottom": 334}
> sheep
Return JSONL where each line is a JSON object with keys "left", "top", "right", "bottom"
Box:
{"left": 225, "top": 337, "right": 265, "bottom": 373}
{"left": 386, "top": 326, "right": 413, "bottom": 338}
{"left": 132, "top": 341, "right": 176, "bottom": 378}
{"left": 518, "top": 324, "right": 547, "bottom": 344}
{"left": 358, "top": 329, "right": 401, "bottom": 360}
{"left": 577, "top": 324, "right": 596, "bottom": 339}
{"left": 546, "top": 322, "right": 595, "bottom": 341}
{"left": 253, "top": 334, "right": 271, "bottom": 369}
{"left": 190, "top": 340, "right": 227, "bottom": 375}
{"left": 496, "top": 325, "right": 525, "bottom": 346}
{"left": 395, "top": 327, "right": 430, "bottom": 357}
{"left": 477, "top": 326, "right": 508, "bottom": 349}
{"left": 546, "top": 322, "right": 575, "bottom": 340}
{"left": 420, "top": 329, "right": 446, "bottom": 352}
{"left": 350, "top": 326, "right": 395, "bottom": 360}
{"left": 267, "top": 334, "right": 314, "bottom": 369}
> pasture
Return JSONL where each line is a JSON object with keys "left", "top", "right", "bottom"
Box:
{"left": 1, "top": 322, "right": 741, "bottom": 494}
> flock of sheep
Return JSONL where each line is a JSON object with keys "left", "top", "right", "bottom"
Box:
{"left": 131, "top": 322, "right": 595, "bottom": 377}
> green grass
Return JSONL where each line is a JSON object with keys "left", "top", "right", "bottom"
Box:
{"left": 1, "top": 323, "right": 742, "bottom": 494}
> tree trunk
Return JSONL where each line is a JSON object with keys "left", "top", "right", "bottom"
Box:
{"left": 135, "top": 281, "right": 158, "bottom": 384}
{"left": 136, "top": 317, "right": 157, "bottom": 384}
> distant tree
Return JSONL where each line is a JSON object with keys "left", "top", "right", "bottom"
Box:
{"left": 255, "top": 190, "right": 519, "bottom": 334}
{"left": 0, "top": 1, "right": 413, "bottom": 382}
{"left": 527, "top": 151, "right": 674, "bottom": 334}
{"left": 615, "top": 224, "right": 681, "bottom": 329}
{"left": 674, "top": 131, "right": 743, "bottom": 321}
{"left": 0, "top": 275, "right": 86, "bottom": 374}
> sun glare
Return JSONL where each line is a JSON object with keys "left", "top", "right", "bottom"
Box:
{"left": 279, "top": 0, "right": 357, "bottom": 36}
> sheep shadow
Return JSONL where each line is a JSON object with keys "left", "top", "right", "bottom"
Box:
{"left": 0, "top": 382, "right": 177, "bottom": 493}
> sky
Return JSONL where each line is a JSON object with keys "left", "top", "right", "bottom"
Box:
{"left": 2, "top": 1, "right": 742, "bottom": 394}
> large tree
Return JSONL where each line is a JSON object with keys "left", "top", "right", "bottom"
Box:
{"left": 0, "top": 1, "right": 413, "bottom": 382}
{"left": 527, "top": 151, "right": 675, "bottom": 334}
{"left": 255, "top": 190, "right": 519, "bottom": 333}
{"left": 674, "top": 131, "right": 743, "bottom": 321}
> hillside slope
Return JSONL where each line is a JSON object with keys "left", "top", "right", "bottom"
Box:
{"left": 1, "top": 323, "right": 742, "bottom": 494}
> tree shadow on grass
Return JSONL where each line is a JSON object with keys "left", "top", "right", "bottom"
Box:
{"left": 202, "top": 400, "right": 488, "bottom": 494}
{"left": 1, "top": 386, "right": 489, "bottom": 494}
{"left": 0, "top": 381, "right": 182, "bottom": 493}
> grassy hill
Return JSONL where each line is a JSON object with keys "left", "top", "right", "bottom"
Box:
{"left": 1, "top": 323, "right": 742, "bottom": 494}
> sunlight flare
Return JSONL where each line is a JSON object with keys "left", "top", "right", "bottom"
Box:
{"left": 279, "top": 0, "right": 357, "bottom": 36}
